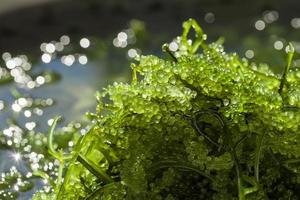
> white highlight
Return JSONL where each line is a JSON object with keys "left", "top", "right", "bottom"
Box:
{"left": 255, "top": 20, "right": 265, "bottom": 31}
{"left": 245, "top": 50, "right": 254, "bottom": 59}
{"left": 78, "top": 55, "right": 88, "bottom": 65}
{"left": 41, "top": 53, "right": 51, "bottom": 63}
{"left": 80, "top": 38, "right": 90, "bottom": 48}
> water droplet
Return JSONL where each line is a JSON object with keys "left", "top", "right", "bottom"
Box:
{"left": 169, "top": 42, "right": 179, "bottom": 52}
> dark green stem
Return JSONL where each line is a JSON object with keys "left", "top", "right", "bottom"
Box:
{"left": 162, "top": 44, "right": 178, "bottom": 62}
{"left": 191, "top": 109, "right": 227, "bottom": 150}
{"left": 283, "top": 158, "right": 300, "bottom": 164}
{"left": 149, "top": 160, "right": 214, "bottom": 182}
{"left": 77, "top": 154, "right": 114, "bottom": 184}
{"left": 254, "top": 132, "right": 265, "bottom": 182}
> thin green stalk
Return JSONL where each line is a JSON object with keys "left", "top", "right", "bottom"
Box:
{"left": 57, "top": 126, "right": 95, "bottom": 199}
{"left": 149, "top": 160, "right": 214, "bottom": 182}
{"left": 254, "top": 132, "right": 265, "bottom": 182}
{"left": 48, "top": 116, "right": 62, "bottom": 160}
{"left": 77, "top": 154, "right": 114, "bottom": 184}
{"left": 232, "top": 133, "right": 254, "bottom": 200}
{"left": 56, "top": 157, "right": 64, "bottom": 190}
{"left": 231, "top": 149, "right": 244, "bottom": 200}
{"left": 242, "top": 175, "right": 259, "bottom": 195}
{"left": 279, "top": 43, "right": 294, "bottom": 94}
{"left": 234, "top": 134, "right": 249, "bottom": 150}
{"left": 190, "top": 108, "right": 249, "bottom": 199}
{"left": 192, "top": 109, "right": 227, "bottom": 150}
{"left": 130, "top": 63, "right": 138, "bottom": 84}
{"left": 182, "top": 18, "right": 207, "bottom": 53}
{"left": 162, "top": 44, "right": 178, "bottom": 62}
{"left": 283, "top": 158, "right": 300, "bottom": 164}
{"left": 192, "top": 118, "right": 221, "bottom": 148}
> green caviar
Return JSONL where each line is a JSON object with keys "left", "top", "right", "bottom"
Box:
{"left": 33, "top": 19, "right": 300, "bottom": 200}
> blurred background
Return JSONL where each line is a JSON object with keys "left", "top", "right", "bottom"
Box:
{"left": 0, "top": 0, "right": 300, "bottom": 199}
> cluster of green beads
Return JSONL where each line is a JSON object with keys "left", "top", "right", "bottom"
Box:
{"left": 34, "top": 19, "right": 300, "bottom": 200}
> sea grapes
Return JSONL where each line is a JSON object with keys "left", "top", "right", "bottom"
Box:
{"left": 33, "top": 19, "right": 300, "bottom": 200}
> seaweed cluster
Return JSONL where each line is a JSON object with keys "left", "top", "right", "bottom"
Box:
{"left": 33, "top": 19, "right": 300, "bottom": 200}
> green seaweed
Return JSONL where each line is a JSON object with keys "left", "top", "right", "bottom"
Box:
{"left": 33, "top": 19, "right": 300, "bottom": 200}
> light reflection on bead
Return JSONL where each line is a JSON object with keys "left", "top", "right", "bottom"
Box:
{"left": 24, "top": 110, "right": 32, "bottom": 118}
{"left": 128, "top": 48, "right": 138, "bottom": 58}
{"left": 45, "top": 43, "right": 56, "bottom": 53}
{"left": 169, "top": 42, "right": 179, "bottom": 52}
{"left": 27, "top": 81, "right": 36, "bottom": 89}
{"left": 25, "top": 122, "right": 36, "bottom": 131}
{"left": 62, "top": 55, "right": 75, "bottom": 66}
{"left": 68, "top": 141, "right": 74, "bottom": 147}
{"left": 78, "top": 55, "right": 88, "bottom": 65}
{"left": 7, "top": 140, "right": 13, "bottom": 146}
{"left": 274, "top": 40, "right": 284, "bottom": 50}
{"left": 48, "top": 119, "right": 54, "bottom": 126}
{"left": 245, "top": 50, "right": 254, "bottom": 59}
{"left": 2, "top": 52, "right": 11, "bottom": 60}
{"left": 255, "top": 20, "right": 265, "bottom": 31}
{"left": 204, "top": 12, "right": 215, "bottom": 23}
{"left": 80, "top": 38, "right": 90, "bottom": 48}
{"left": 55, "top": 42, "right": 64, "bottom": 52}
{"left": 263, "top": 10, "right": 279, "bottom": 24}
{"left": 41, "top": 53, "right": 52, "bottom": 63}
{"left": 13, "top": 153, "right": 21, "bottom": 161}
{"left": 60, "top": 35, "right": 70, "bottom": 45}
{"left": 291, "top": 18, "right": 300, "bottom": 29}
{"left": 0, "top": 100, "right": 4, "bottom": 111}
{"left": 117, "top": 32, "right": 127, "bottom": 42}
{"left": 6, "top": 59, "right": 16, "bottom": 69}
{"left": 36, "top": 76, "right": 45, "bottom": 85}
{"left": 12, "top": 103, "right": 22, "bottom": 112}
{"left": 14, "top": 185, "right": 19, "bottom": 191}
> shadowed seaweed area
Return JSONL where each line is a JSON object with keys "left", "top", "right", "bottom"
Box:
{"left": 27, "top": 19, "right": 300, "bottom": 200}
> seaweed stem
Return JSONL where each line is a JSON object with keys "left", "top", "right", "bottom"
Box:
{"left": 279, "top": 42, "right": 294, "bottom": 95}
{"left": 48, "top": 116, "right": 61, "bottom": 160}
{"left": 77, "top": 154, "right": 114, "bottom": 184}
{"left": 182, "top": 18, "right": 207, "bottom": 53}
{"left": 254, "top": 132, "right": 265, "bottom": 182}
{"left": 162, "top": 44, "right": 178, "bottom": 62}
